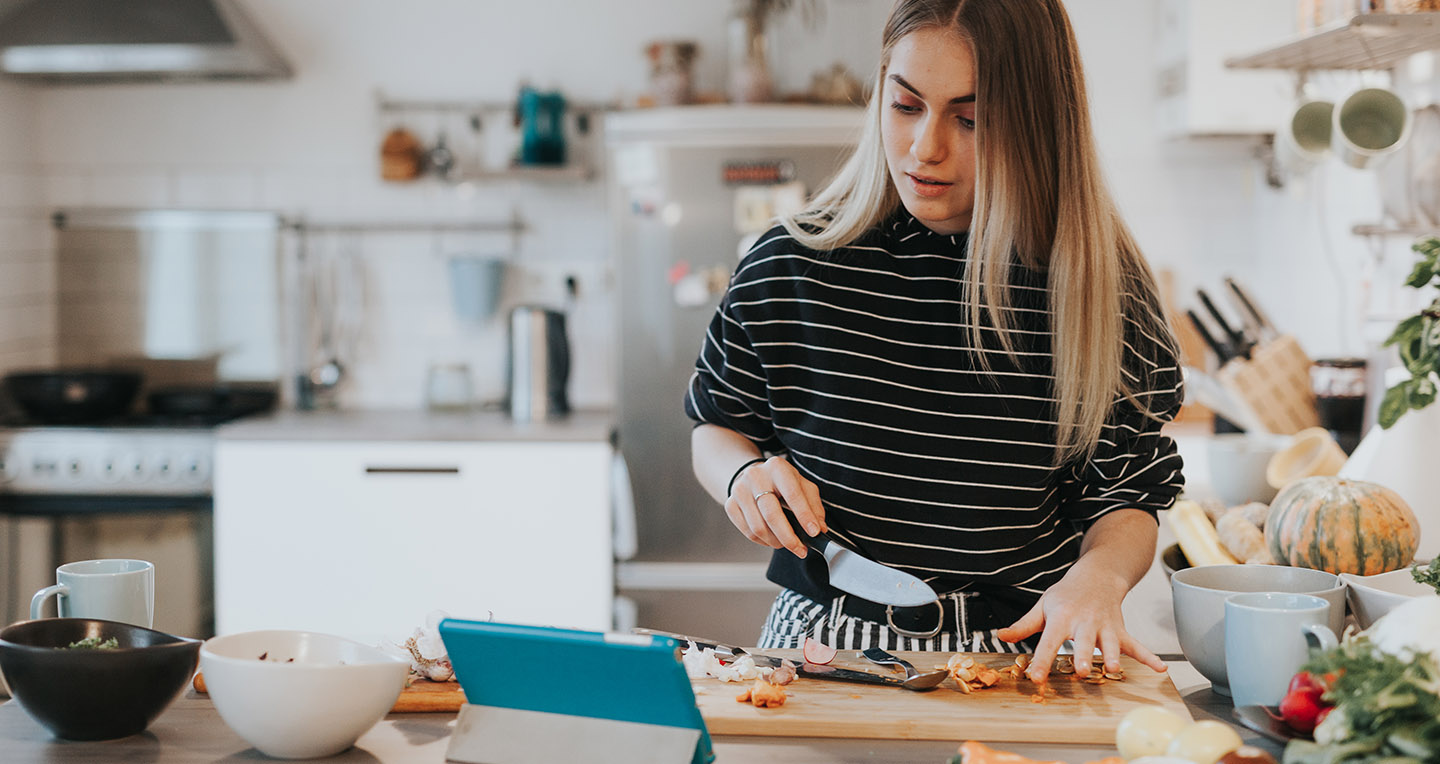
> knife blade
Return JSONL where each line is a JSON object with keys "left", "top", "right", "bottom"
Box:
{"left": 779, "top": 505, "right": 938, "bottom": 607}
{"left": 633, "top": 629, "right": 907, "bottom": 687}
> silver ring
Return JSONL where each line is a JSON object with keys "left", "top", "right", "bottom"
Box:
{"left": 753, "top": 490, "right": 776, "bottom": 502}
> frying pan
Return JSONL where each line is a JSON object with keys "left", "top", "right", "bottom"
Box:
{"left": 2, "top": 370, "right": 144, "bottom": 424}
{"left": 146, "top": 383, "right": 278, "bottom": 421}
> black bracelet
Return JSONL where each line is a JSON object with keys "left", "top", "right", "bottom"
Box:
{"left": 726, "top": 457, "right": 766, "bottom": 499}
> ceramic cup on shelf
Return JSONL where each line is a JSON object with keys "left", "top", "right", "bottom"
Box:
{"left": 1276, "top": 98, "right": 1334, "bottom": 174}
{"left": 30, "top": 559, "right": 155, "bottom": 628}
{"left": 1224, "top": 592, "right": 1338, "bottom": 708}
{"left": 1333, "top": 87, "right": 1411, "bottom": 169}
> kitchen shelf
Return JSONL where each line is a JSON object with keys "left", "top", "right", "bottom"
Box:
{"left": 1226, "top": 12, "right": 1440, "bottom": 71}
{"left": 1353, "top": 222, "right": 1440, "bottom": 237}
{"left": 459, "top": 164, "right": 594, "bottom": 183}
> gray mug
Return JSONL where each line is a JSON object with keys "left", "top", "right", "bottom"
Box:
{"left": 1224, "top": 592, "right": 1338, "bottom": 708}
{"left": 30, "top": 559, "right": 155, "bottom": 628}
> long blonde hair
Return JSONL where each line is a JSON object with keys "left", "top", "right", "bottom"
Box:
{"left": 782, "top": 0, "right": 1177, "bottom": 467}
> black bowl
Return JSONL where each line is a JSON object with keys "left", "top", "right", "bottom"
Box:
{"left": 1161, "top": 542, "right": 1192, "bottom": 580}
{"left": 0, "top": 618, "right": 200, "bottom": 741}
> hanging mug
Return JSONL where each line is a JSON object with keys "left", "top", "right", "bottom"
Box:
{"left": 1333, "top": 87, "right": 1411, "bottom": 169}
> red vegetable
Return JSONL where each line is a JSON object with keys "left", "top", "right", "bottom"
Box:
{"left": 802, "top": 637, "right": 837, "bottom": 665}
{"left": 1279, "top": 671, "right": 1331, "bottom": 734}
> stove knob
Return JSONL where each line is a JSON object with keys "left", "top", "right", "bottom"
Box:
{"left": 153, "top": 456, "right": 178, "bottom": 483}
{"left": 67, "top": 459, "right": 84, "bottom": 479}
{"left": 101, "top": 458, "right": 122, "bottom": 482}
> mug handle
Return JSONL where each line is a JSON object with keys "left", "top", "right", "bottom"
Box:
{"left": 30, "top": 584, "right": 68, "bottom": 620}
{"left": 1303, "top": 623, "right": 1339, "bottom": 653}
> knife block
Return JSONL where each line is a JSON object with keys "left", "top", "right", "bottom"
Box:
{"left": 1215, "top": 334, "right": 1319, "bottom": 435}
{"left": 446, "top": 704, "right": 704, "bottom": 764}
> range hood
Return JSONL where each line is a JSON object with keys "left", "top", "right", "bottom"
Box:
{"left": 0, "top": 0, "right": 291, "bottom": 83}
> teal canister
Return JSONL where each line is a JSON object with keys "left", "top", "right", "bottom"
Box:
{"left": 518, "top": 87, "right": 567, "bottom": 165}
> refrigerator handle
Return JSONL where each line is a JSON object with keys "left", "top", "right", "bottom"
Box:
{"left": 612, "top": 450, "right": 639, "bottom": 561}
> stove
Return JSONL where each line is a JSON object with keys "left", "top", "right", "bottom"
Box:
{"left": 0, "top": 422, "right": 216, "bottom": 497}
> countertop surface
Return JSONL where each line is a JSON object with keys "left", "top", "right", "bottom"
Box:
{"left": 0, "top": 665, "right": 1277, "bottom": 764}
{"left": 216, "top": 408, "right": 615, "bottom": 443}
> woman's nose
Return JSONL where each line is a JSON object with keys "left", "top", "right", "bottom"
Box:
{"left": 911, "top": 116, "right": 947, "bottom": 165}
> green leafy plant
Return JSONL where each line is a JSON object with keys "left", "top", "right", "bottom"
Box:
{"left": 1414, "top": 558, "right": 1440, "bottom": 596}
{"left": 1379, "top": 236, "right": 1440, "bottom": 429}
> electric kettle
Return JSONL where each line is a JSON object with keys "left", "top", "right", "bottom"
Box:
{"left": 506, "top": 306, "right": 570, "bottom": 421}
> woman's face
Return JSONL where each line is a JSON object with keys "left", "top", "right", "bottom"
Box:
{"left": 881, "top": 27, "right": 978, "bottom": 236}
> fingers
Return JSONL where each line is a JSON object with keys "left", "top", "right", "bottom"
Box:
{"left": 727, "top": 457, "right": 822, "bottom": 558}
{"left": 1028, "top": 622, "right": 1066, "bottom": 684}
{"left": 1097, "top": 629, "right": 1122, "bottom": 675}
{"left": 996, "top": 601, "right": 1044, "bottom": 644}
{"left": 1121, "top": 632, "right": 1169, "bottom": 673}
{"left": 725, "top": 495, "right": 781, "bottom": 549}
{"left": 1070, "top": 630, "right": 1097, "bottom": 678}
{"left": 755, "top": 491, "right": 807, "bottom": 558}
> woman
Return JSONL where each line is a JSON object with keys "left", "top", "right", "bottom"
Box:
{"left": 685, "top": 0, "right": 1183, "bottom": 684}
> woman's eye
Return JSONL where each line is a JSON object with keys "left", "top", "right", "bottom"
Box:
{"left": 889, "top": 101, "right": 920, "bottom": 115}
{"left": 958, "top": 116, "right": 975, "bottom": 129}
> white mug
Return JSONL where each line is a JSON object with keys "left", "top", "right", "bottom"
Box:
{"left": 1276, "top": 99, "right": 1334, "bottom": 174}
{"left": 30, "top": 558, "right": 155, "bottom": 628}
{"left": 1224, "top": 592, "right": 1338, "bottom": 708}
{"left": 1333, "top": 87, "right": 1411, "bottom": 169}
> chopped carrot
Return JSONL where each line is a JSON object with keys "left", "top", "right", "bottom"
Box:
{"left": 957, "top": 741, "right": 1064, "bottom": 764}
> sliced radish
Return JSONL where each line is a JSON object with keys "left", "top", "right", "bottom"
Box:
{"left": 802, "top": 637, "right": 837, "bottom": 665}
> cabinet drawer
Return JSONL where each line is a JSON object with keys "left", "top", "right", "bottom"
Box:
{"left": 215, "top": 440, "right": 612, "bottom": 644}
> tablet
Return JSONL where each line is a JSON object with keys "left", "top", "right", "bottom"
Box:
{"left": 438, "top": 618, "right": 714, "bottom": 764}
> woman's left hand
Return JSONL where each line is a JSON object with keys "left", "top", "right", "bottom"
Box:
{"left": 996, "top": 568, "right": 1167, "bottom": 684}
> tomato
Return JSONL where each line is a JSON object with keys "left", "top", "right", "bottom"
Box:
{"left": 1286, "top": 671, "right": 1326, "bottom": 698}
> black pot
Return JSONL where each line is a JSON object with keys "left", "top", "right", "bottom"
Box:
{"left": 146, "top": 383, "right": 278, "bottom": 421}
{"left": 0, "top": 618, "right": 200, "bottom": 741}
{"left": 2, "top": 370, "right": 143, "bottom": 424}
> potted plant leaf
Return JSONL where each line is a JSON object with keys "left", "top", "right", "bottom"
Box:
{"left": 1340, "top": 235, "right": 1440, "bottom": 562}
{"left": 1378, "top": 235, "right": 1440, "bottom": 428}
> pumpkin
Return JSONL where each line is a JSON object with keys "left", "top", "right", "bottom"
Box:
{"left": 1265, "top": 477, "right": 1420, "bottom": 575}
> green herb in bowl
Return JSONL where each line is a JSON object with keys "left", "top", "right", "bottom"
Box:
{"left": 1411, "top": 558, "right": 1440, "bottom": 595}
{"left": 66, "top": 636, "right": 119, "bottom": 650}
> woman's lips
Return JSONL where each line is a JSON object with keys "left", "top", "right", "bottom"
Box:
{"left": 906, "top": 172, "right": 952, "bottom": 198}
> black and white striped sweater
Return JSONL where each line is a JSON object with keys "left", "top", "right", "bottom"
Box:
{"left": 684, "top": 211, "right": 1185, "bottom": 621}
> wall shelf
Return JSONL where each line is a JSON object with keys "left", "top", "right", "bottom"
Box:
{"left": 1226, "top": 12, "right": 1440, "bottom": 71}
{"left": 1353, "top": 222, "right": 1440, "bottom": 237}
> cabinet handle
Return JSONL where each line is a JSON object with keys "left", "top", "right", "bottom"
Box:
{"left": 363, "top": 466, "right": 461, "bottom": 476}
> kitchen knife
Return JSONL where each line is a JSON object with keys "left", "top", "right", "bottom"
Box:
{"left": 634, "top": 630, "right": 907, "bottom": 687}
{"left": 779, "top": 506, "right": 938, "bottom": 608}
{"left": 1224, "top": 277, "right": 1278, "bottom": 343}
{"left": 1197, "top": 288, "right": 1252, "bottom": 360}
{"left": 1186, "top": 309, "right": 1232, "bottom": 365}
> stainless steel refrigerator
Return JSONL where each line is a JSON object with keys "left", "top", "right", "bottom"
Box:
{"left": 605, "top": 106, "right": 862, "bottom": 645}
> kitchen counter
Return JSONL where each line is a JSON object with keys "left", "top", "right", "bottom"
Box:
{"left": 0, "top": 666, "right": 1277, "bottom": 764}
{"left": 216, "top": 408, "right": 614, "bottom": 443}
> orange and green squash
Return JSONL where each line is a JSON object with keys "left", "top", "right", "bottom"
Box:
{"left": 1265, "top": 477, "right": 1420, "bottom": 575}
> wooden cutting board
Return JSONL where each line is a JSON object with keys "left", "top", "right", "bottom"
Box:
{"left": 391, "top": 678, "right": 466, "bottom": 713}
{"left": 694, "top": 650, "right": 1191, "bottom": 743}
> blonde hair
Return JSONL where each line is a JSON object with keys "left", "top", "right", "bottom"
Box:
{"left": 782, "top": 0, "right": 1177, "bottom": 467}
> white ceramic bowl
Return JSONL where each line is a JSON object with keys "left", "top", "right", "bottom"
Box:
{"left": 1341, "top": 568, "right": 1438, "bottom": 629}
{"left": 1206, "top": 433, "right": 1288, "bottom": 506}
{"left": 200, "top": 630, "right": 407, "bottom": 759}
{"left": 1170, "top": 565, "right": 1344, "bottom": 696}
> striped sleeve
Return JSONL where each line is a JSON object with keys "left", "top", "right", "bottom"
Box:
{"left": 1063, "top": 303, "right": 1186, "bottom": 527}
{"left": 684, "top": 285, "right": 786, "bottom": 453}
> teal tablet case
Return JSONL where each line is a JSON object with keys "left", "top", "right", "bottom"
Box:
{"left": 438, "top": 619, "right": 715, "bottom": 764}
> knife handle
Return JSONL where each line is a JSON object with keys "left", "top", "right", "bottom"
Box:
{"left": 779, "top": 503, "right": 832, "bottom": 555}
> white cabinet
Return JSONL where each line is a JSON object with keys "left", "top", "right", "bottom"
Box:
{"left": 1156, "top": 0, "right": 1295, "bottom": 136}
{"left": 214, "top": 440, "right": 612, "bottom": 645}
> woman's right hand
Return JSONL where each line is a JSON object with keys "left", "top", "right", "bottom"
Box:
{"left": 725, "top": 456, "right": 826, "bottom": 559}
